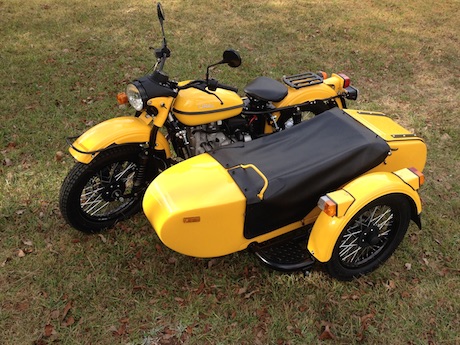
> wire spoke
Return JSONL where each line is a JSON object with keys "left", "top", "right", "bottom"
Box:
{"left": 339, "top": 203, "right": 397, "bottom": 267}
{"left": 79, "top": 159, "right": 138, "bottom": 218}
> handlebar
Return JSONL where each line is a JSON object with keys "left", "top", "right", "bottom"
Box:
{"left": 207, "top": 79, "right": 238, "bottom": 93}
{"left": 178, "top": 79, "right": 238, "bottom": 94}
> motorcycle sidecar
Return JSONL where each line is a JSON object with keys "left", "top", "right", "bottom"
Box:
{"left": 143, "top": 107, "right": 426, "bottom": 279}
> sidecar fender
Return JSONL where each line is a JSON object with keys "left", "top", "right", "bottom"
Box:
{"left": 69, "top": 116, "right": 171, "bottom": 163}
{"left": 307, "top": 169, "right": 423, "bottom": 263}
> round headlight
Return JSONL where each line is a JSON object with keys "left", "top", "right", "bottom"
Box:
{"left": 126, "top": 83, "right": 144, "bottom": 111}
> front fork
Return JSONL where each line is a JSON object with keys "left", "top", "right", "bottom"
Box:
{"left": 133, "top": 125, "right": 162, "bottom": 190}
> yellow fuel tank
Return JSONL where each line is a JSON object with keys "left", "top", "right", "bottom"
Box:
{"left": 172, "top": 86, "right": 243, "bottom": 126}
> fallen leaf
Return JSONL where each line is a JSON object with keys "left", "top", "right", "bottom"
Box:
{"left": 61, "top": 301, "right": 72, "bottom": 322}
{"left": 7, "top": 142, "right": 17, "bottom": 149}
{"left": 22, "top": 239, "right": 33, "bottom": 246}
{"left": 44, "top": 324, "right": 55, "bottom": 337}
{"left": 194, "top": 282, "right": 205, "bottom": 295}
{"left": 384, "top": 280, "right": 396, "bottom": 290}
{"left": 1, "top": 257, "right": 12, "bottom": 267}
{"left": 207, "top": 258, "right": 218, "bottom": 268}
{"left": 50, "top": 309, "right": 60, "bottom": 320}
{"left": 245, "top": 289, "right": 259, "bottom": 299}
{"left": 401, "top": 291, "right": 411, "bottom": 298}
{"left": 17, "top": 249, "right": 26, "bottom": 258}
{"left": 168, "top": 256, "right": 177, "bottom": 264}
{"left": 16, "top": 301, "right": 29, "bottom": 311}
{"left": 3, "top": 158, "right": 12, "bottom": 166}
{"left": 357, "top": 313, "right": 375, "bottom": 341}
{"left": 319, "top": 322, "right": 336, "bottom": 340}
{"left": 55, "top": 151, "right": 65, "bottom": 161}
{"left": 113, "top": 321, "right": 128, "bottom": 336}
{"left": 237, "top": 287, "right": 248, "bottom": 295}
{"left": 361, "top": 313, "right": 374, "bottom": 325}
{"left": 62, "top": 316, "right": 75, "bottom": 327}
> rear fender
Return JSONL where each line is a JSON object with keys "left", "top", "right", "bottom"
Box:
{"left": 69, "top": 115, "right": 171, "bottom": 163}
{"left": 307, "top": 169, "right": 423, "bottom": 263}
{"left": 273, "top": 81, "right": 345, "bottom": 110}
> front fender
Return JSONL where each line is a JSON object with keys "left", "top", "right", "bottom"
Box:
{"left": 307, "top": 171, "right": 422, "bottom": 263}
{"left": 69, "top": 116, "right": 171, "bottom": 163}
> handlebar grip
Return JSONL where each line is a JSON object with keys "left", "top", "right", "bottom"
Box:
{"left": 216, "top": 83, "right": 238, "bottom": 93}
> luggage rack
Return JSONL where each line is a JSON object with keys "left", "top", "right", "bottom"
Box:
{"left": 283, "top": 72, "right": 323, "bottom": 89}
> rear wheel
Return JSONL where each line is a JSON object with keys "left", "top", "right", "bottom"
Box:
{"left": 326, "top": 194, "right": 411, "bottom": 280}
{"left": 59, "top": 145, "right": 168, "bottom": 233}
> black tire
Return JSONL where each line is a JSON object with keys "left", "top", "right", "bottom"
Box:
{"left": 59, "top": 145, "right": 167, "bottom": 233}
{"left": 326, "top": 194, "right": 411, "bottom": 280}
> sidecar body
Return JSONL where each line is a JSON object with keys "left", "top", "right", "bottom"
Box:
{"left": 143, "top": 107, "right": 426, "bottom": 279}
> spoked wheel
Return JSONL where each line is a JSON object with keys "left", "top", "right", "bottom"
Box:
{"left": 326, "top": 194, "right": 411, "bottom": 280}
{"left": 59, "top": 145, "right": 168, "bottom": 233}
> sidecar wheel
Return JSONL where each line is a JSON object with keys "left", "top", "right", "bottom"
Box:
{"left": 59, "top": 145, "right": 167, "bottom": 233}
{"left": 326, "top": 194, "right": 411, "bottom": 280}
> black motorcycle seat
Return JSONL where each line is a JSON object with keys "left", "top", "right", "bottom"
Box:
{"left": 210, "top": 108, "right": 390, "bottom": 239}
{"left": 244, "top": 76, "right": 288, "bottom": 102}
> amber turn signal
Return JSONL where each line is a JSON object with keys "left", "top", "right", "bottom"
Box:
{"left": 318, "top": 196, "right": 337, "bottom": 217}
{"left": 117, "top": 92, "right": 129, "bottom": 105}
{"left": 409, "top": 167, "right": 425, "bottom": 186}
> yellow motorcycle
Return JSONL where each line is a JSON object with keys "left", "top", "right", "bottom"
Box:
{"left": 60, "top": 3, "right": 358, "bottom": 233}
{"left": 143, "top": 107, "right": 426, "bottom": 280}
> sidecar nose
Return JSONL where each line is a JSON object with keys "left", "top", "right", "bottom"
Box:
{"left": 142, "top": 153, "right": 247, "bottom": 258}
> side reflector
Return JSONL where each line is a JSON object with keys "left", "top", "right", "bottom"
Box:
{"left": 338, "top": 73, "right": 351, "bottom": 88}
{"left": 117, "top": 92, "right": 128, "bottom": 105}
{"left": 183, "top": 216, "right": 201, "bottom": 223}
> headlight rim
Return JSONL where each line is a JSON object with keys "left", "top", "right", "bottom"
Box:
{"left": 126, "top": 81, "right": 146, "bottom": 111}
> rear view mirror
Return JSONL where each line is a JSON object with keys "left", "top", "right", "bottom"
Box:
{"left": 222, "top": 49, "right": 241, "bottom": 68}
{"left": 157, "top": 2, "right": 165, "bottom": 22}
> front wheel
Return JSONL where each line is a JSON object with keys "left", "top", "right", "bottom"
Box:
{"left": 59, "top": 145, "right": 167, "bottom": 233}
{"left": 326, "top": 194, "right": 411, "bottom": 280}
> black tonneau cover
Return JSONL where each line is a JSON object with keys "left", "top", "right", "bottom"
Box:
{"left": 210, "top": 108, "right": 390, "bottom": 239}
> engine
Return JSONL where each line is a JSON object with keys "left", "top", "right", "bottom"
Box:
{"left": 188, "top": 117, "right": 251, "bottom": 155}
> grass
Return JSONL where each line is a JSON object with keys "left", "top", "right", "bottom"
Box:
{"left": 1, "top": 0, "right": 459, "bottom": 343}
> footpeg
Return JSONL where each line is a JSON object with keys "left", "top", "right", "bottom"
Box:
{"left": 249, "top": 229, "right": 315, "bottom": 272}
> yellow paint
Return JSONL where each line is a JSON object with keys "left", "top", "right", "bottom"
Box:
{"left": 148, "top": 97, "right": 174, "bottom": 128}
{"left": 393, "top": 168, "right": 423, "bottom": 190}
{"left": 345, "top": 109, "right": 427, "bottom": 173}
{"left": 69, "top": 115, "right": 171, "bottom": 163}
{"left": 172, "top": 87, "right": 243, "bottom": 126}
{"left": 143, "top": 153, "right": 247, "bottom": 258}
